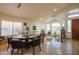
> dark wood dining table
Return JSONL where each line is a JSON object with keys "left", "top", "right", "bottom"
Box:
{"left": 12, "top": 35, "right": 39, "bottom": 42}
{"left": 12, "top": 35, "right": 40, "bottom": 49}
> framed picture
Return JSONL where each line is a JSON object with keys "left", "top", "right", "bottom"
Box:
{"left": 33, "top": 26, "right": 36, "bottom": 30}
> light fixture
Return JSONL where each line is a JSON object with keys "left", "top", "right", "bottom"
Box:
{"left": 17, "top": 3, "right": 21, "bottom": 8}
{"left": 40, "top": 18, "right": 43, "bottom": 21}
{"left": 54, "top": 9, "right": 57, "bottom": 11}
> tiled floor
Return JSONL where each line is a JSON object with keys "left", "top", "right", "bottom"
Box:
{"left": 0, "top": 36, "right": 79, "bottom": 55}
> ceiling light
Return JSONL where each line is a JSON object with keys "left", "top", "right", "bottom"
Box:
{"left": 40, "top": 18, "right": 43, "bottom": 21}
{"left": 54, "top": 9, "right": 57, "bottom": 11}
{"left": 17, "top": 3, "right": 21, "bottom": 8}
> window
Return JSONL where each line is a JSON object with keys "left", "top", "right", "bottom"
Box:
{"left": 68, "top": 9, "right": 79, "bottom": 14}
{"left": 46, "top": 23, "right": 50, "bottom": 34}
{"left": 13, "top": 22, "right": 22, "bottom": 35}
{"left": 68, "top": 9, "right": 79, "bottom": 18}
{"left": 1, "top": 20, "right": 13, "bottom": 36}
{"left": 1, "top": 20, "right": 22, "bottom": 36}
{"left": 67, "top": 20, "right": 71, "bottom": 33}
{"left": 51, "top": 22, "right": 61, "bottom": 34}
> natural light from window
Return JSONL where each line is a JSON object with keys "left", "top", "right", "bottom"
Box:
{"left": 46, "top": 23, "right": 50, "bottom": 34}
{"left": 51, "top": 22, "right": 61, "bottom": 34}
{"left": 68, "top": 8, "right": 79, "bottom": 18}
{"left": 1, "top": 20, "right": 22, "bottom": 36}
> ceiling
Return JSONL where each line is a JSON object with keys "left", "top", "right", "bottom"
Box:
{"left": 0, "top": 3, "right": 69, "bottom": 20}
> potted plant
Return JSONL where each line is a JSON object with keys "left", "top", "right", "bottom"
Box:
{"left": 54, "top": 32, "right": 57, "bottom": 37}
{"left": 48, "top": 31, "right": 51, "bottom": 36}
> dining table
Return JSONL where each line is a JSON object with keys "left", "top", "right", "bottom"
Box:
{"left": 12, "top": 34, "right": 40, "bottom": 48}
{"left": 12, "top": 34, "right": 40, "bottom": 42}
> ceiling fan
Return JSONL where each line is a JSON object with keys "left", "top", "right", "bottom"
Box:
{"left": 17, "top": 3, "right": 21, "bottom": 8}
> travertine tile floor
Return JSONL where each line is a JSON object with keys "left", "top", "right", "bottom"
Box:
{"left": 0, "top": 36, "right": 79, "bottom": 55}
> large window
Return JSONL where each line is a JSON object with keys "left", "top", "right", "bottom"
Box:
{"left": 13, "top": 22, "right": 22, "bottom": 35}
{"left": 68, "top": 9, "right": 79, "bottom": 18}
{"left": 51, "top": 22, "right": 61, "bottom": 34}
{"left": 45, "top": 22, "right": 62, "bottom": 36}
{"left": 46, "top": 23, "right": 50, "bottom": 34}
{"left": 1, "top": 21, "right": 13, "bottom": 36}
{"left": 1, "top": 20, "right": 22, "bottom": 36}
{"left": 67, "top": 20, "right": 71, "bottom": 33}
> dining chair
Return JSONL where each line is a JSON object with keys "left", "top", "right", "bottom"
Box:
{"left": 29, "top": 36, "right": 41, "bottom": 55}
{"left": 7, "top": 37, "right": 12, "bottom": 50}
{"left": 0, "top": 36, "right": 4, "bottom": 44}
{"left": 11, "top": 40, "right": 28, "bottom": 55}
{"left": 40, "top": 31, "right": 45, "bottom": 43}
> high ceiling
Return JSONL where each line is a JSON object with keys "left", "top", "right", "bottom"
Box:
{"left": 0, "top": 3, "right": 69, "bottom": 20}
